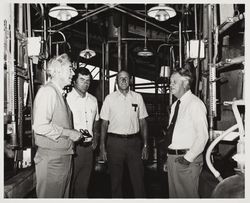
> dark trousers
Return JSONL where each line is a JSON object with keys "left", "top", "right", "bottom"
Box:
{"left": 107, "top": 136, "right": 145, "bottom": 198}
{"left": 34, "top": 149, "right": 72, "bottom": 198}
{"left": 70, "top": 145, "right": 93, "bottom": 198}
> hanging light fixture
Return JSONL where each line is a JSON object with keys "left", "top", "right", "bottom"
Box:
{"left": 138, "top": 4, "right": 153, "bottom": 57}
{"left": 147, "top": 4, "right": 176, "bottom": 21}
{"left": 80, "top": 4, "right": 96, "bottom": 59}
{"left": 49, "top": 3, "right": 78, "bottom": 21}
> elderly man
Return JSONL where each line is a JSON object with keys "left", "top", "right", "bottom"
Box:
{"left": 67, "top": 67, "right": 100, "bottom": 197}
{"left": 33, "top": 53, "right": 83, "bottom": 198}
{"left": 166, "top": 67, "right": 208, "bottom": 198}
{"left": 100, "top": 70, "right": 148, "bottom": 198}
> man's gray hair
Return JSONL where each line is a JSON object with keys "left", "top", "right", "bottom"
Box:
{"left": 46, "top": 53, "right": 70, "bottom": 78}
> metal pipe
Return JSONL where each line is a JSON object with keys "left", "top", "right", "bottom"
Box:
{"left": 125, "top": 42, "right": 128, "bottom": 70}
{"left": 10, "top": 3, "right": 17, "bottom": 147}
{"left": 101, "top": 43, "right": 105, "bottom": 102}
{"left": 17, "top": 4, "right": 23, "bottom": 66}
{"left": 52, "top": 6, "right": 110, "bottom": 34}
{"left": 113, "top": 6, "right": 172, "bottom": 34}
{"left": 194, "top": 4, "right": 198, "bottom": 40}
{"left": 206, "top": 124, "right": 238, "bottom": 182}
{"left": 219, "top": 13, "right": 245, "bottom": 35}
{"left": 118, "top": 27, "right": 122, "bottom": 71}
{"left": 105, "top": 42, "right": 110, "bottom": 92}
{"left": 116, "top": 5, "right": 172, "bottom": 34}
{"left": 178, "top": 20, "right": 182, "bottom": 68}
{"left": 202, "top": 4, "right": 209, "bottom": 104}
{"left": 38, "top": 4, "right": 47, "bottom": 84}
{"left": 208, "top": 4, "right": 215, "bottom": 141}
{"left": 48, "top": 5, "right": 109, "bottom": 30}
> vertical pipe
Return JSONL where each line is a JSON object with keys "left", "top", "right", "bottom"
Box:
{"left": 105, "top": 43, "right": 110, "bottom": 93}
{"left": 39, "top": 4, "right": 47, "bottom": 84}
{"left": 117, "top": 27, "right": 122, "bottom": 72}
{"left": 202, "top": 4, "right": 209, "bottom": 105}
{"left": 101, "top": 42, "right": 105, "bottom": 102}
{"left": 208, "top": 4, "right": 215, "bottom": 141}
{"left": 48, "top": 18, "right": 52, "bottom": 56}
{"left": 178, "top": 21, "right": 182, "bottom": 68}
{"left": 17, "top": 4, "right": 23, "bottom": 66}
{"left": 10, "top": 3, "right": 18, "bottom": 148}
{"left": 194, "top": 4, "right": 198, "bottom": 40}
{"left": 125, "top": 42, "right": 128, "bottom": 69}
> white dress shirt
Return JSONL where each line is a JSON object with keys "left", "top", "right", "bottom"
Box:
{"left": 67, "top": 88, "right": 99, "bottom": 136}
{"left": 100, "top": 89, "right": 148, "bottom": 134}
{"left": 168, "top": 90, "right": 208, "bottom": 162}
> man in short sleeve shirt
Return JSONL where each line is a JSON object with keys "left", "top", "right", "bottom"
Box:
{"left": 100, "top": 70, "right": 149, "bottom": 198}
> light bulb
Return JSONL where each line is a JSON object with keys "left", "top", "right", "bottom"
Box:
{"left": 155, "top": 10, "right": 170, "bottom": 21}
{"left": 57, "top": 10, "right": 71, "bottom": 21}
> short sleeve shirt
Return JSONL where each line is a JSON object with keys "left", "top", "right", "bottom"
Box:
{"left": 100, "top": 89, "right": 148, "bottom": 134}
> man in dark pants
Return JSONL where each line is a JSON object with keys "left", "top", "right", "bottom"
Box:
{"left": 67, "top": 67, "right": 100, "bottom": 197}
{"left": 99, "top": 70, "right": 149, "bottom": 198}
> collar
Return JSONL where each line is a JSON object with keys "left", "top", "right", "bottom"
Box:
{"left": 51, "top": 80, "right": 64, "bottom": 94}
{"left": 72, "top": 88, "right": 89, "bottom": 99}
{"left": 179, "top": 90, "right": 192, "bottom": 103}
{"left": 116, "top": 88, "right": 131, "bottom": 98}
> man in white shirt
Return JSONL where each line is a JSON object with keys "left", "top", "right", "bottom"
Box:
{"left": 67, "top": 67, "right": 100, "bottom": 197}
{"left": 166, "top": 67, "right": 208, "bottom": 198}
{"left": 99, "top": 70, "right": 149, "bottom": 198}
{"left": 33, "top": 53, "right": 83, "bottom": 198}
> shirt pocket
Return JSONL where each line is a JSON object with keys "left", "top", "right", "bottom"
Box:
{"left": 131, "top": 103, "right": 139, "bottom": 116}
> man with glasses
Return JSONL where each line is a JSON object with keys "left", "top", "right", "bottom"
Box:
{"left": 33, "top": 53, "right": 83, "bottom": 198}
{"left": 99, "top": 70, "right": 149, "bottom": 198}
{"left": 66, "top": 67, "right": 100, "bottom": 197}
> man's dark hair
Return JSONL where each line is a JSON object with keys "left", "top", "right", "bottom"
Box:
{"left": 72, "top": 66, "right": 92, "bottom": 82}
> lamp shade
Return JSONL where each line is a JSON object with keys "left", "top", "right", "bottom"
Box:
{"left": 138, "top": 47, "right": 153, "bottom": 57}
{"left": 49, "top": 4, "right": 78, "bottom": 21}
{"left": 79, "top": 49, "right": 96, "bottom": 59}
{"left": 147, "top": 4, "right": 176, "bottom": 21}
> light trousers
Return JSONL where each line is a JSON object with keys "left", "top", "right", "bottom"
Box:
{"left": 167, "top": 153, "right": 203, "bottom": 198}
{"left": 34, "top": 149, "right": 72, "bottom": 198}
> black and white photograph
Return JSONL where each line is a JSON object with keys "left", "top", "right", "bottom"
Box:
{"left": 1, "top": 0, "right": 246, "bottom": 200}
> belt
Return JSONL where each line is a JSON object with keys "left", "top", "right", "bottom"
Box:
{"left": 108, "top": 133, "right": 139, "bottom": 138}
{"left": 167, "top": 148, "right": 188, "bottom": 155}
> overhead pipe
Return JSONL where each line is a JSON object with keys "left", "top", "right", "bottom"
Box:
{"left": 113, "top": 6, "right": 172, "bottom": 34}
{"left": 117, "top": 5, "right": 173, "bottom": 34}
{"left": 50, "top": 5, "right": 110, "bottom": 34}
{"left": 48, "top": 4, "right": 108, "bottom": 30}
